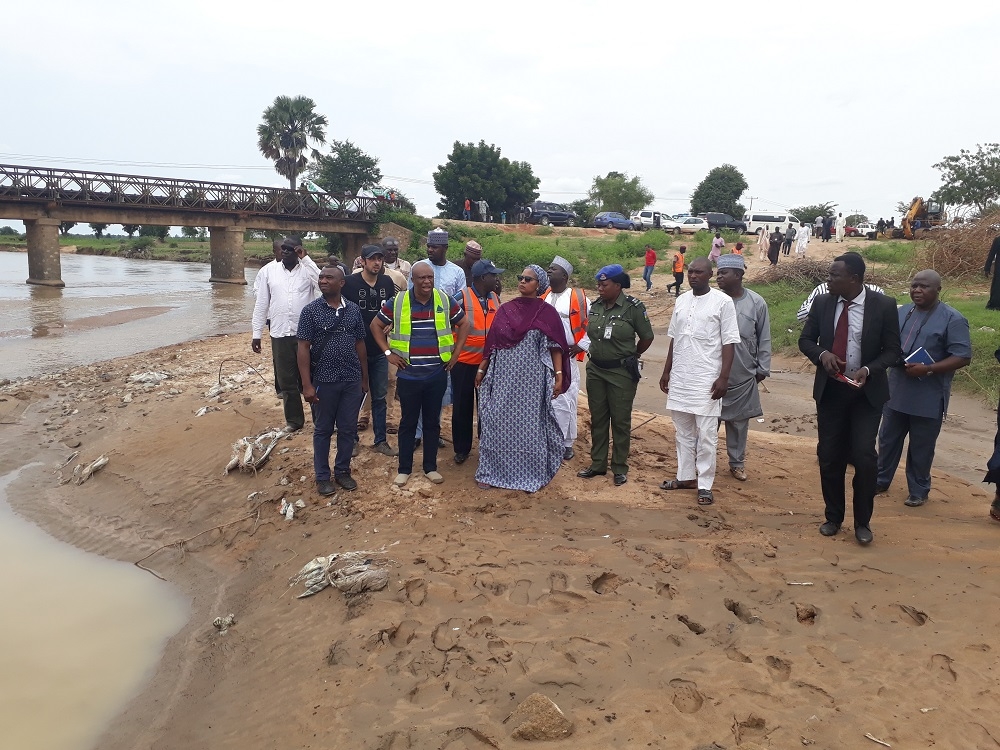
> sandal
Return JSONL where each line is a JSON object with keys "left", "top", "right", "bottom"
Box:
{"left": 477, "top": 482, "right": 492, "bottom": 490}
{"left": 697, "top": 489, "right": 715, "bottom": 506}
{"left": 659, "top": 480, "right": 696, "bottom": 490}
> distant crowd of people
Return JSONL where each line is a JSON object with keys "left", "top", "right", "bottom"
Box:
{"left": 251, "top": 231, "right": 1000, "bottom": 539}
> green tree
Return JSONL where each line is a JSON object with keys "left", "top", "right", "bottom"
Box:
{"left": 257, "top": 95, "right": 329, "bottom": 189}
{"left": 139, "top": 225, "right": 170, "bottom": 242}
{"left": 0, "top": 225, "right": 19, "bottom": 236}
{"left": 690, "top": 164, "right": 748, "bottom": 217}
{"left": 433, "top": 140, "right": 540, "bottom": 219}
{"left": 569, "top": 198, "right": 598, "bottom": 227}
{"left": 932, "top": 143, "right": 1000, "bottom": 214}
{"left": 789, "top": 202, "right": 837, "bottom": 224}
{"left": 181, "top": 226, "right": 205, "bottom": 239}
{"left": 308, "top": 140, "right": 381, "bottom": 195}
{"left": 121, "top": 224, "right": 140, "bottom": 237}
{"left": 89, "top": 223, "right": 108, "bottom": 238}
{"left": 845, "top": 214, "right": 868, "bottom": 226}
{"left": 587, "top": 172, "right": 654, "bottom": 217}
{"left": 59, "top": 221, "right": 76, "bottom": 236}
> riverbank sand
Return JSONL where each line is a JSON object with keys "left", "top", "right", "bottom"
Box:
{"left": 1, "top": 307, "right": 998, "bottom": 749}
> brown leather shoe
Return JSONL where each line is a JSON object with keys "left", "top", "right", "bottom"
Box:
{"left": 730, "top": 467, "right": 748, "bottom": 481}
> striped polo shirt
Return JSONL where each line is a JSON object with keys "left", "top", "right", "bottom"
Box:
{"left": 377, "top": 290, "right": 465, "bottom": 380}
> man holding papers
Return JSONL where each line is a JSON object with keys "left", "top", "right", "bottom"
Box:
{"left": 876, "top": 270, "right": 972, "bottom": 507}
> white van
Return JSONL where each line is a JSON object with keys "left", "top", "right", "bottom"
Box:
{"left": 744, "top": 212, "right": 800, "bottom": 236}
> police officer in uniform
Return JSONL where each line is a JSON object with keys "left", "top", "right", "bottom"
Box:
{"left": 578, "top": 264, "right": 655, "bottom": 486}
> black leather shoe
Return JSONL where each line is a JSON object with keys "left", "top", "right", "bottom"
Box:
{"left": 562, "top": 447, "right": 575, "bottom": 461}
{"left": 454, "top": 452, "right": 469, "bottom": 465}
{"left": 855, "top": 526, "right": 873, "bottom": 545}
{"left": 613, "top": 473, "right": 627, "bottom": 486}
{"left": 904, "top": 495, "right": 927, "bottom": 507}
{"left": 819, "top": 521, "right": 841, "bottom": 537}
{"left": 335, "top": 474, "right": 357, "bottom": 491}
{"left": 876, "top": 484, "right": 889, "bottom": 494}
{"left": 577, "top": 468, "right": 607, "bottom": 478}
{"left": 316, "top": 480, "right": 336, "bottom": 496}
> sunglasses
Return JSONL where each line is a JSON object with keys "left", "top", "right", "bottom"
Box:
{"left": 518, "top": 275, "right": 537, "bottom": 283}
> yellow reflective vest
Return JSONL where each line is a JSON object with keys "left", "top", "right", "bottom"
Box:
{"left": 389, "top": 289, "right": 455, "bottom": 363}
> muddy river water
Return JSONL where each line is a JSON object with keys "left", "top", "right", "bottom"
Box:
{"left": 0, "top": 252, "right": 260, "bottom": 748}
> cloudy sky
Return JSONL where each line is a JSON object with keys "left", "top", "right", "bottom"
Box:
{"left": 3, "top": 0, "right": 997, "bottom": 226}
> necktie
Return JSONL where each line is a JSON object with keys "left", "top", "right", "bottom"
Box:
{"left": 832, "top": 299, "right": 851, "bottom": 361}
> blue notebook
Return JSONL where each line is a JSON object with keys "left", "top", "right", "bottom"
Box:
{"left": 904, "top": 347, "right": 935, "bottom": 366}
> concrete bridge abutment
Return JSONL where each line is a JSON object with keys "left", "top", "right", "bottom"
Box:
{"left": 209, "top": 226, "right": 247, "bottom": 285}
{"left": 25, "top": 218, "right": 65, "bottom": 287}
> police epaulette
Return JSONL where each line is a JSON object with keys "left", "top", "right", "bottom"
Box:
{"left": 625, "top": 295, "right": 643, "bottom": 307}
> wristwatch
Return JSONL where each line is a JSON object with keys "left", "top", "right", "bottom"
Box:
{"left": 384, "top": 349, "right": 392, "bottom": 357}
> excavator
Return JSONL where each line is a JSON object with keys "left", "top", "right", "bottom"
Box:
{"left": 892, "top": 197, "right": 946, "bottom": 239}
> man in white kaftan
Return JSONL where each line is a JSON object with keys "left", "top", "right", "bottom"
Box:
{"left": 835, "top": 213, "right": 847, "bottom": 242}
{"left": 795, "top": 222, "right": 810, "bottom": 258}
{"left": 658, "top": 258, "right": 740, "bottom": 504}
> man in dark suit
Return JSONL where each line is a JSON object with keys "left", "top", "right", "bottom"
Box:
{"left": 799, "top": 252, "right": 901, "bottom": 545}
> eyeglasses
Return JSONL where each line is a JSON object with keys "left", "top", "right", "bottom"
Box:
{"left": 518, "top": 275, "right": 537, "bottom": 283}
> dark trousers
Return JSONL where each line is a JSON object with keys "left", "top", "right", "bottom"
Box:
{"left": 586, "top": 363, "right": 638, "bottom": 475}
{"left": 667, "top": 272, "right": 684, "bottom": 296}
{"left": 450, "top": 362, "right": 480, "bottom": 456}
{"left": 311, "top": 381, "right": 363, "bottom": 480}
{"left": 876, "top": 405, "right": 943, "bottom": 499}
{"left": 366, "top": 352, "right": 389, "bottom": 445}
{"left": 397, "top": 370, "right": 448, "bottom": 474}
{"left": 816, "top": 382, "right": 881, "bottom": 528}
{"left": 271, "top": 335, "right": 305, "bottom": 429}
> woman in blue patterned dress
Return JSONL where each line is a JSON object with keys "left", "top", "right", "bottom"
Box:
{"left": 474, "top": 265, "right": 571, "bottom": 491}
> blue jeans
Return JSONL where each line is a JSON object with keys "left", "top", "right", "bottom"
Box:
{"left": 462, "top": 209, "right": 471, "bottom": 220}
{"left": 311, "top": 381, "right": 363, "bottom": 480}
{"left": 366, "top": 352, "right": 389, "bottom": 445}
{"left": 397, "top": 370, "right": 448, "bottom": 474}
{"left": 642, "top": 265, "right": 654, "bottom": 289}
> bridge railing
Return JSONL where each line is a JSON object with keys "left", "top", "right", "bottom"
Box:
{"left": 0, "top": 164, "right": 391, "bottom": 221}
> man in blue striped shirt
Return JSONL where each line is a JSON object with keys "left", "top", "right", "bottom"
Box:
{"left": 371, "top": 260, "right": 469, "bottom": 488}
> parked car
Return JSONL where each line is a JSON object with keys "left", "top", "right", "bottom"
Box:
{"left": 594, "top": 212, "right": 638, "bottom": 230}
{"left": 629, "top": 209, "right": 666, "bottom": 229}
{"left": 855, "top": 222, "right": 878, "bottom": 238}
{"left": 672, "top": 212, "right": 692, "bottom": 220}
{"left": 843, "top": 224, "right": 859, "bottom": 237}
{"left": 661, "top": 217, "right": 686, "bottom": 233}
{"left": 527, "top": 201, "right": 579, "bottom": 227}
{"left": 703, "top": 212, "right": 748, "bottom": 233}
{"left": 676, "top": 217, "right": 709, "bottom": 234}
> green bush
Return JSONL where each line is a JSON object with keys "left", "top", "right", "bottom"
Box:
{"left": 128, "top": 237, "right": 156, "bottom": 251}
{"left": 380, "top": 210, "right": 433, "bottom": 248}
{"left": 535, "top": 225, "right": 554, "bottom": 236}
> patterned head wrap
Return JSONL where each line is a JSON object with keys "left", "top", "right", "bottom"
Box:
{"left": 526, "top": 264, "right": 549, "bottom": 296}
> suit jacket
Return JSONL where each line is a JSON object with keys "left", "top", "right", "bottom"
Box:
{"left": 798, "top": 290, "right": 901, "bottom": 407}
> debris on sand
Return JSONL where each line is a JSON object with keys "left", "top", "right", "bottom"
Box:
{"left": 73, "top": 454, "right": 109, "bottom": 485}
{"left": 289, "top": 550, "right": 392, "bottom": 598}
{"left": 213, "top": 613, "right": 237, "bottom": 634}
{"left": 224, "top": 429, "right": 285, "bottom": 474}
{"left": 504, "top": 693, "right": 574, "bottom": 740}
{"left": 129, "top": 371, "right": 170, "bottom": 385}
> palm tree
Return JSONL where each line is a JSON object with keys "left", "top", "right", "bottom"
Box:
{"left": 256, "top": 95, "right": 329, "bottom": 190}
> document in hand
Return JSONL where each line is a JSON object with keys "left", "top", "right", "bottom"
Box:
{"left": 833, "top": 372, "right": 862, "bottom": 388}
{"left": 904, "top": 347, "right": 935, "bottom": 366}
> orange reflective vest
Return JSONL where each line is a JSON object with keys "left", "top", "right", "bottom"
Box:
{"left": 672, "top": 253, "right": 685, "bottom": 273}
{"left": 542, "top": 287, "right": 588, "bottom": 361}
{"left": 458, "top": 287, "right": 500, "bottom": 365}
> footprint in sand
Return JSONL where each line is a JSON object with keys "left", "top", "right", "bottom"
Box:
{"left": 724, "top": 599, "right": 760, "bottom": 624}
{"left": 668, "top": 678, "right": 705, "bottom": 713}
{"left": 765, "top": 655, "right": 792, "bottom": 682}
{"left": 431, "top": 619, "right": 464, "bottom": 652}
{"left": 677, "top": 614, "right": 706, "bottom": 635}
{"left": 930, "top": 653, "right": 957, "bottom": 681}
{"left": 404, "top": 578, "right": 427, "bottom": 606}
{"left": 897, "top": 604, "right": 929, "bottom": 626}
{"left": 656, "top": 582, "right": 677, "bottom": 599}
{"left": 591, "top": 572, "right": 629, "bottom": 595}
{"left": 389, "top": 620, "right": 421, "bottom": 647}
{"left": 600, "top": 511, "right": 620, "bottom": 526}
{"left": 725, "top": 645, "right": 752, "bottom": 663}
{"left": 549, "top": 571, "right": 568, "bottom": 591}
{"left": 509, "top": 579, "right": 533, "bottom": 605}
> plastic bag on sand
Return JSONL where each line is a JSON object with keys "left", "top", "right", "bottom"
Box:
{"left": 289, "top": 550, "right": 391, "bottom": 598}
{"left": 224, "top": 428, "right": 285, "bottom": 474}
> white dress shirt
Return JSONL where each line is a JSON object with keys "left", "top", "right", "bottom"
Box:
{"left": 544, "top": 288, "right": 591, "bottom": 353}
{"left": 251, "top": 255, "right": 320, "bottom": 338}
{"left": 833, "top": 287, "right": 866, "bottom": 375}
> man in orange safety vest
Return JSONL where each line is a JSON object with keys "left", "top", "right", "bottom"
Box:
{"left": 451, "top": 259, "right": 504, "bottom": 464}
{"left": 543, "top": 255, "right": 590, "bottom": 460}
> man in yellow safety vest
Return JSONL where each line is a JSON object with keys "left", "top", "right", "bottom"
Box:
{"left": 370, "top": 260, "right": 469, "bottom": 488}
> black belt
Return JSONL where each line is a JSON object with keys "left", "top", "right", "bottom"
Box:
{"left": 589, "top": 356, "right": 624, "bottom": 369}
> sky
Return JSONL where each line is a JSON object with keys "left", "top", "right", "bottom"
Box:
{"left": 2, "top": 0, "right": 998, "bottom": 231}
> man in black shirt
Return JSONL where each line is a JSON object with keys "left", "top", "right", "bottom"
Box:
{"left": 343, "top": 244, "right": 399, "bottom": 456}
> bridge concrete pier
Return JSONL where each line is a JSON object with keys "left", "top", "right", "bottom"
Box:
{"left": 209, "top": 226, "right": 247, "bottom": 285}
{"left": 25, "top": 218, "right": 65, "bottom": 287}
{"left": 341, "top": 233, "right": 364, "bottom": 268}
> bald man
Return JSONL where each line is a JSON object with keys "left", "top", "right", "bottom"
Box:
{"left": 876, "top": 269, "right": 971, "bottom": 507}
